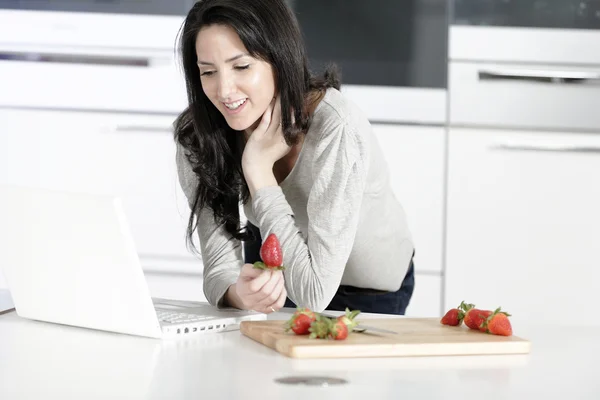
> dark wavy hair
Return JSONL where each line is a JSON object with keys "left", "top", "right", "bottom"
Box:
{"left": 174, "top": 0, "right": 341, "bottom": 250}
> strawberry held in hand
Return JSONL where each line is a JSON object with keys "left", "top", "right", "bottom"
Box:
{"left": 284, "top": 308, "right": 316, "bottom": 335}
{"left": 253, "top": 233, "right": 285, "bottom": 270}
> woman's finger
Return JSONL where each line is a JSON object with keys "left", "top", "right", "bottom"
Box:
{"left": 258, "top": 271, "right": 283, "bottom": 303}
{"left": 245, "top": 268, "right": 273, "bottom": 295}
{"left": 257, "top": 273, "right": 285, "bottom": 310}
{"left": 241, "top": 270, "right": 279, "bottom": 309}
{"left": 269, "top": 95, "right": 282, "bottom": 134}
{"left": 256, "top": 270, "right": 283, "bottom": 305}
{"left": 251, "top": 98, "right": 274, "bottom": 137}
{"left": 265, "top": 282, "right": 287, "bottom": 313}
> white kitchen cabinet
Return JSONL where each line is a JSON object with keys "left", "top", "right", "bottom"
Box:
{"left": 405, "top": 274, "right": 442, "bottom": 317}
{"left": 0, "top": 109, "right": 198, "bottom": 274}
{"left": 445, "top": 128, "right": 600, "bottom": 327}
{"left": 372, "top": 124, "right": 446, "bottom": 274}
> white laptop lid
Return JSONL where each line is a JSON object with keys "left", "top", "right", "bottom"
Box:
{"left": 0, "top": 185, "right": 162, "bottom": 338}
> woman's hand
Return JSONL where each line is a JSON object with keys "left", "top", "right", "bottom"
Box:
{"left": 242, "top": 96, "right": 291, "bottom": 195}
{"left": 226, "top": 264, "right": 287, "bottom": 314}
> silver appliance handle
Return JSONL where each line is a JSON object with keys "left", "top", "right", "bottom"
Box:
{"left": 490, "top": 143, "right": 600, "bottom": 154}
{"left": 0, "top": 51, "right": 160, "bottom": 67}
{"left": 478, "top": 68, "right": 600, "bottom": 84}
{"left": 115, "top": 125, "right": 173, "bottom": 133}
{"left": 100, "top": 124, "right": 173, "bottom": 135}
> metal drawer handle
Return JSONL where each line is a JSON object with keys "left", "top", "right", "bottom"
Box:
{"left": 490, "top": 143, "right": 600, "bottom": 154}
{"left": 109, "top": 125, "right": 173, "bottom": 134}
{"left": 479, "top": 68, "right": 600, "bottom": 84}
{"left": 0, "top": 51, "right": 151, "bottom": 67}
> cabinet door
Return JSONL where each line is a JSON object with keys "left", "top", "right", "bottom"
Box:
{"left": 0, "top": 109, "right": 197, "bottom": 272}
{"left": 372, "top": 124, "right": 445, "bottom": 274}
{"left": 446, "top": 128, "right": 600, "bottom": 326}
{"left": 405, "top": 275, "right": 442, "bottom": 317}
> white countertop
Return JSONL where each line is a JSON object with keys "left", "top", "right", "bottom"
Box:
{"left": 0, "top": 290, "right": 598, "bottom": 399}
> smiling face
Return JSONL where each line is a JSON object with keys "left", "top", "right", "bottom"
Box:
{"left": 196, "top": 24, "right": 276, "bottom": 132}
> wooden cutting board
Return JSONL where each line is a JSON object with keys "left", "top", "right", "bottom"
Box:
{"left": 240, "top": 317, "right": 531, "bottom": 359}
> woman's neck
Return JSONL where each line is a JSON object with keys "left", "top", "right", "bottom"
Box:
{"left": 272, "top": 89, "right": 325, "bottom": 184}
{"left": 243, "top": 89, "right": 326, "bottom": 143}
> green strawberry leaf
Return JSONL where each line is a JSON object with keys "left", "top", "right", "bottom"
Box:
{"left": 252, "top": 261, "right": 267, "bottom": 270}
{"left": 252, "top": 262, "right": 285, "bottom": 271}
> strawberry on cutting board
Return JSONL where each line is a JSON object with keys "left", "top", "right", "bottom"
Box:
{"left": 284, "top": 308, "right": 362, "bottom": 340}
{"left": 462, "top": 305, "right": 493, "bottom": 332}
{"left": 308, "top": 315, "right": 332, "bottom": 339}
{"left": 284, "top": 308, "right": 316, "bottom": 335}
{"left": 328, "top": 319, "right": 349, "bottom": 340}
{"left": 253, "top": 233, "right": 285, "bottom": 270}
{"left": 481, "top": 307, "right": 513, "bottom": 336}
{"left": 441, "top": 301, "right": 470, "bottom": 326}
{"left": 337, "top": 308, "right": 361, "bottom": 330}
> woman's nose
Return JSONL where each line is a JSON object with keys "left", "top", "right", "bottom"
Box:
{"left": 217, "top": 73, "right": 235, "bottom": 101}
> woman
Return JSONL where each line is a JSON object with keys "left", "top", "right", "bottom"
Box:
{"left": 174, "top": 0, "right": 415, "bottom": 315}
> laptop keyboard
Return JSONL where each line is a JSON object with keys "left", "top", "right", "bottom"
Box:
{"left": 156, "top": 309, "right": 210, "bottom": 324}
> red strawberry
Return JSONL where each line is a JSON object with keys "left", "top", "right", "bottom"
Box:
{"left": 337, "top": 308, "right": 361, "bottom": 330}
{"left": 463, "top": 306, "right": 492, "bottom": 331}
{"left": 441, "top": 301, "right": 470, "bottom": 326}
{"left": 482, "top": 307, "right": 513, "bottom": 336}
{"left": 329, "top": 319, "right": 349, "bottom": 340}
{"left": 253, "top": 233, "right": 285, "bottom": 270}
{"left": 284, "top": 308, "right": 316, "bottom": 335}
{"left": 441, "top": 309, "right": 462, "bottom": 326}
{"left": 476, "top": 312, "right": 494, "bottom": 332}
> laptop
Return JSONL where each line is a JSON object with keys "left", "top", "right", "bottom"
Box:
{"left": 0, "top": 184, "right": 266, "bottom": 339}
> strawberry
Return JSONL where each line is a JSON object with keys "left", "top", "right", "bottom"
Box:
{"left": 441, "top": 301, "right": 470, "bottom": 326}
{"left": 462, "top": 305, "right": 492, "bottom": 331}
{"left": 284, "top": 308, "right": 316, "bottom": 335}
{"left": 253, "top": 233, "right": 285, "bottom": 270}
{"left": 481, "top": 307, "right": 513, "bottom": 336}
{"left": 329, "top": 319, "right": 349, "bottom": 340}
{"left": 476, "top": 312, "right": 494, "bottom": 332}
{"left": 337, "top": 308, "right": 361, "bottom": 330}
{"left": 308, "top": 315, "right": 332, "bottom": 339}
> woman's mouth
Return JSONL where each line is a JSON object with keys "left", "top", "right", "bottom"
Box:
{"left": 223, "top": 98, "right": 248, "bottom": 114}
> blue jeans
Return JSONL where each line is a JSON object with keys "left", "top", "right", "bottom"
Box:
{"left": 243, "top": 222, "right": 415, "bottom": 315}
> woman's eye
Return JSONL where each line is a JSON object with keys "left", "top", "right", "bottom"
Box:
{"left": 234, "top": 65, "right": 250, "bottom": 71}
{"left": 200, "top": 71, "right": 215, "bottom": 77}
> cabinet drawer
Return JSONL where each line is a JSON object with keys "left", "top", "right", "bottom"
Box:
{"left": 0, "top": 60, "right": 187, "bottom": 114}
{"left": 0, "top": 109, "right": 194, "bottom": 262}
{"left": 449, "top": 61, "right": 600, "bottom": 132}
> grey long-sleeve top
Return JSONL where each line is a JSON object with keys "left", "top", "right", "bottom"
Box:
{"left": 175, "top": 88, "right": 414, "bottom": 312}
